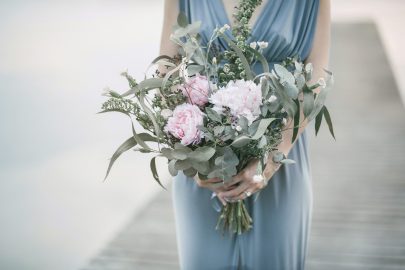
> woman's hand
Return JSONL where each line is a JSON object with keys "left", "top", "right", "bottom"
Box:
{"left": 194, "top": 176, "right": 231, "bottom": 206}
{"left": 217, "top": 156, "right": 281, "bottom": 203}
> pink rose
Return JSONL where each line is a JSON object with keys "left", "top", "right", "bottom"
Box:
{"left": 164, "top": 103, "right": 204, "bottom": 146}
{"left": 180, "top": 74, "right": 210, "bottom": 107}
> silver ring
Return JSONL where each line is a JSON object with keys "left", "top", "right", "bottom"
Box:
{"left": 244, "top": 191, "right": 252, "bottom": 197}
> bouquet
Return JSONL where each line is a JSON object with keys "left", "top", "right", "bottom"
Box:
{"left": 100, "top": 0, "right": 335, "bottom": 235}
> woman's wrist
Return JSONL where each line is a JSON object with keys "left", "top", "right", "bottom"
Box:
{"left": 262, "top": 151, "right": 283, "bottom": 183}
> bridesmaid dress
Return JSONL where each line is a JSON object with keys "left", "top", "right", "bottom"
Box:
{"left": 172, "top": 1, "right": 320, "bottom": 269}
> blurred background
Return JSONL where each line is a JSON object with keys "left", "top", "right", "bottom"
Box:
{"left": 0, "top": 1, "right": 404, "bottom": 270}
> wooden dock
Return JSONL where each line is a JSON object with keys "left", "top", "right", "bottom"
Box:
{"left": 82, "top": 22, "right": 405, "bottom": 270}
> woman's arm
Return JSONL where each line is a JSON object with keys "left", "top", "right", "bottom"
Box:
{"left": 217, "top": 0, "right": 331, "bottom": 202}
{"left": 263, "top": 0, "right": 331, "bottom": 179}
{"left": 159, "top": 0, "right": 180, "bottom": 58}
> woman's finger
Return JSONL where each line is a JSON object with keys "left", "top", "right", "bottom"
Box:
{"left": 230, "top": 188, "right": 256, "bottom": 201}
{"left": 205, "top": 177, "right": 223, "bottom": 183}
{"left": 224, "top": 173, "right": 244, "bottom": 188}
{"left": 218, "top": 182, "right": 249, "bottom": 201}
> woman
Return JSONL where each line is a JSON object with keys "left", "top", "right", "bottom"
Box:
{"left": 159, "top": 0, "right": 331, "bottom": 269}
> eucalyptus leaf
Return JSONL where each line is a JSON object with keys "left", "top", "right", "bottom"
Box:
{"left": 272, "top": 151, "right": 285, "bottom": 163}
{"left": 261, "top": 77, "right": 270, "bottom": 98}
{"left": 150, "top": 157, "right": 167, "bottom": 190}
{"left": 177, "top": 12, "right": 188, "bottom": 28}
{"left": 257, "top": 136, "right": 267, "bottom": 148}
{"left": 231, "top": 136, "right": 252, "bottom": 148}
{"left": 190, "top": 160, "right": 210, "bottom": 174}
{"left": 183, "top": 167, "right": 197, "bottom": 177}
{"left": 315, "top": 107, "right": 323, "bottom": 136}
{"left": 213, "top": 125, "right": 225, "bottom": 136}
{"left": 188, "top": 146, "right": 216, "bottom": 162}
{"left": 104, "top": 136, "right": 137, "bottom": 181}
{"left": 172, "top": 148, "right": 191, "bottom": 160}
{"left": 161, "top": 148, "right": 174, "bottom": 159}
{"left": 274, "top": 64, "right": 295, "bottom": 85}
{"left": 247, "top": 47, "right": 270, "bottom": 74}
{"left": 303, "top": 88, "right": 315, "bottom": 118}
{"left": 251, "top": 118, "right": 276, "bottom": 140}
{"left": 168, "top": 159, "right": 178, "bottom": 176}
{"left": 187, "top": 64, "right": 205, "bottom": 76}
{"left": 323, "top": 106, "right": 335, "bottom": 140}
{"left": 238, "top": 116, "right": 249, "bottom": 131}
{"left": 291, "top": 99, "right": 300, "bottom": 143}
{"left": 206, "top": 107, "right": 222, "bottom": 123}
{"left": 280, "top": 159, "right": 296, "bottom": 164}
{"left": 174, "top": 159, "right": 192, "bottom": 170}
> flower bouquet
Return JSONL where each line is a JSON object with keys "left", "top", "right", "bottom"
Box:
{"left": 100, "top": 0, "right": 335, "bottom": 235}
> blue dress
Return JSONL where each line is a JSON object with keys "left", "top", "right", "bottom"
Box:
{"left": 172, "top": 1, "right": 319, "bottom": 269}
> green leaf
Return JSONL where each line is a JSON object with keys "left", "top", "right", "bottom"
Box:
{"left": 183, "top": 167, "right": 197, "bottom": 177}
{"left": 307, "top": 69, "right": 334, "bottom": 121}
{"left": 131, "top": 121, "right": 153, "bottom": 151}
{"left": 247, "top": 47, "right": 270, "bottom": 74}
{"left": 177, "top": 12, "right": 188, "bottom": 28}
{"left": 257, "top": 136, "right": 267, "bottom": 148}
{"left": 231, "top": 135, "right": 252, "bottom": 148}
{"left": 188, "top": 146, "right": 216, "bottom": 162}
{"left": 172, "top": 148, "right": 191, "bottom": 160}
{"left": 274, "top": 64, "right": 295, "bottom": 85}
{"left": 284, "top": 82, "right": 299, "bottom": 99}
{"left": 190, "top": 160, "right": 210, "bottom": 174}
{"left": 261, "top": 77, "right": 269, "bottom": 97}
{"left": 213, "top": 125, "right": 225, "bottom": 136}
{"left": 291, "top": 99, "right": 300, "bottom": 143}
{"left": 280, "top": 159, "right": 296, "bottom": 164}
{"left": 269, "top": 74, "right": 297, "bottom": 117}
{"left": 272, "top": 151, "right": 285, "bottom": 163}
{"left": 303, "top": 87, "right": 315, "bottom": 118}
{"left": 238, "top": 116, "right": 249, "bottom": 131}
{"left": 323, "top": 106, "right": 336, "bottom": 140}
{"left": 205, "top": 107, "right": 222, "bottom": 122}
{"left": 161, "top": 148, "right": 174, "bottom": 159}
{"left": 168, "top": 159, "right": 178, "bottom": 176}
{"left": 251, "top": 118, "right": 276, "bottom": 140}
{"left": 174, "top": 159, "right": 191, "bottom": 170}
{"left": 187, "top": 64, "right": 204, "bottom": 76}
{"left": 150, "top": 157, "right": 167, "bottom": 190}
{"left": 315, "top": 107, "right": 323, "bottom": 136}
{"left": 295, "top": 74, "right": 306, "bottom": 90}
{"left": 104, "top": 137, "right": 137, "bottom": 181}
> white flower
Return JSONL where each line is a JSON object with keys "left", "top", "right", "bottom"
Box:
{"left": 209, "top": 79, "right": 263, "bottom": 125}
{"left": 282, "top": 118, "right": 287, "bottom": 126}
{"left": 212, "top": 57, "right": 217, "bottom": 65}
{"left": 305, "top": 63, "right": 313, "bottom": 73}
{"left": 268, "top": 95, "right": 277, "bottom": 103}
{"left": 235, "top": 125, "right": 242, "bottom": 132}
{"left": 317, "top": 78, "right": 326, "bottom": 88}
{"left": 253, "top": 174, "right": 264, "bottom": 183}
{"left": 161, "top": 109, "right": 173, "bottom": 119}
{"left": 219, "top": 24, "right": 230, "bottom": 33}
{"left": 257, "top": 41, "right": 268, "bottom": 49}
{"left": 249, "top": 42, "right": 257, "bottom": 49}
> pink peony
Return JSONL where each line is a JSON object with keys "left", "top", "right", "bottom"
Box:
{"left": 209, "top": 79, "right": 262, "bottom": 124}
{"left": 180, "top": 74, "right": 210, "bottom": 107}
{"left": 164, "top": 103, "right": 204, "bottom": 146}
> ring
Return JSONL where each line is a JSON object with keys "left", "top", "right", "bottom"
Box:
{"left": 244, "top": 191, "right": 252, "bottom": 197}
